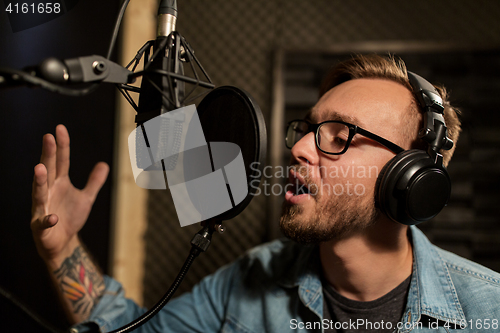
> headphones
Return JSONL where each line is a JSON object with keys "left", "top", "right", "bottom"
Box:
{"left": 375, "top": 72, "right": 454, "bottom": 225}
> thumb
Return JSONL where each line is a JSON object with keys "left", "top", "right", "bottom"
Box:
{"left": 31, "top": 214, "right": 59, "bottom": 233}
{"left": 83, "top": 162, "right": 109, "bottom": 201}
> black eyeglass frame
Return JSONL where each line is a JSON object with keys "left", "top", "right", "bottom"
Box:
{"left": 286, "top": 119, "right": 405, "bottom": 155}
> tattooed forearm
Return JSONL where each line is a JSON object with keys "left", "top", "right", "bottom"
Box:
{"left": 53, "top": 246, "right": 105, "bottom": 318}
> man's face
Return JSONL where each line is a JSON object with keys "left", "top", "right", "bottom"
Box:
{"left": 280, "top": 78, "right": 414, "bottom": 244}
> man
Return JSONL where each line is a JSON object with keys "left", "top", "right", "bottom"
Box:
{"left": 32, "top": 55, "right": 500, "bottom": 332}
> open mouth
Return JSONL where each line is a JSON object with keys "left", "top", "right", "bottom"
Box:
{"left": 292, "top": 182, "right": 311, "bottom": 196}
{"left": 285, "top": 167, "right": 317, "bottom": 202}
{"left": 285, "top": 179, "right": 315, "bottom": 203}
{"left": 287, "top": 174, "right": 317, "bottom": 197}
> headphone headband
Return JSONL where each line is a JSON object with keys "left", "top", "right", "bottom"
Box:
{"left": 408, "top": 71, "right": 444, "bottom": 113}
{"left": 407, "top": 72, "right": 453, "bottom": 165}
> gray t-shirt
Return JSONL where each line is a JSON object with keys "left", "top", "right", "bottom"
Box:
{"left": 322, "top": 275, "right": 411, "bottom": 333}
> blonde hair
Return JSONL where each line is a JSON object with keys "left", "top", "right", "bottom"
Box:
{"left": 319, "top": 54, "right": 461, "bottom": 167}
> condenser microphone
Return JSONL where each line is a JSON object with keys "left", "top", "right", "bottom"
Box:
{"left": 135, "top": 0, "right": 185, "bottom": 172}
{"left": 136, "top": 0, "right": 181, "bottom": 116}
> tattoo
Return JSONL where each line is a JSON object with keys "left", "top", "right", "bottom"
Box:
{"left": 54, "top": 246, "right": 105, "bottom": 317}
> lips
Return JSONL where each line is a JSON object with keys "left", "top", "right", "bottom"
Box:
{"left": 285, "top": 167, "right": 316, "bottom": 204}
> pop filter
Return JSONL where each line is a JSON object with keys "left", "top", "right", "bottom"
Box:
{"left": 193, "top": 86, "right": 266, "bottom": 221}
{"left": 128, "top": 86, "right": 266, "bottom": 226}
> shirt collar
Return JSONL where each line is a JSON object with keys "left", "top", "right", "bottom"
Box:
{"left": 276, "top": 226, "right": 467, "bottom": 326}
{"left": 404, "top": 226, "right": 466, "bottom": 326}
{"left": 276, "top": 243, "right": 323, "bottom": 317}
{"left": 277, "top": 242, "right": 319, "bottom": 289}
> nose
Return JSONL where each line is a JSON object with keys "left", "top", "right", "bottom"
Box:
{"left": 290, "top": 132, "right": 319, "bottom": 165}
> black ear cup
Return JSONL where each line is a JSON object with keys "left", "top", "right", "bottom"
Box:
{"left": 376, "top": 149, "right": 451, "bottom": 225}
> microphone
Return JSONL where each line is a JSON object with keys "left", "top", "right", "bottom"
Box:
{"left": 136, "top": 0, "right": 182, "bottom": 115}
{"left": 135, "top": 0, "right": 185, "bottom": 173}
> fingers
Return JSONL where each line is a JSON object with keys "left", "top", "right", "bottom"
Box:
{"left": 55, "top": 124, "right": 71, "bottom": 178}
{"left": 31, "top": 164, "right": 59, "bottom": 230}
{"left": 39, "top": 124, "right": 70, "bottom": 186}
{"left": 40, "top": 133, "right": 57, "bottom": 188}
{"left": 32, "top": 163, "right": 49, "bottom": 218}
{"left": 83, "top": 162, "right": 110, "bottom": 201}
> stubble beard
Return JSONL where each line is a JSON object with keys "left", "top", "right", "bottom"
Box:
{"left": 279, "top": 169, "right": 378, "bottom": 244}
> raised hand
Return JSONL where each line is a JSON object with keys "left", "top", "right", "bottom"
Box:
{"left": 31, "top": 124, "right": 109, "bottom": 266}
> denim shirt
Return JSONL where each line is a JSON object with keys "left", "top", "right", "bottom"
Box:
{"left": 74, "top": 226, "right": 500, "bottom": 333}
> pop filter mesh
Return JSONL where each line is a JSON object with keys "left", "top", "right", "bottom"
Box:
{"left": 195, "top": 86, "right": 266, "bottom": 220}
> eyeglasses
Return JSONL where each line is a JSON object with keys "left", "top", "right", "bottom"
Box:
{"left": 285, "top": 119, "right": 404, "bottom": 155}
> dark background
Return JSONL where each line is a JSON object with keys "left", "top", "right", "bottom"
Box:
{"left": 0, "top": 1, "right": 120, "bottom": 331}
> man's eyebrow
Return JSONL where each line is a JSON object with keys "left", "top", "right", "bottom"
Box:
{"left": 330, "top": 112, "right": 364, "bottom": 127}
{"left": 305, "top": 108, "right": 365, "bottom": 128}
